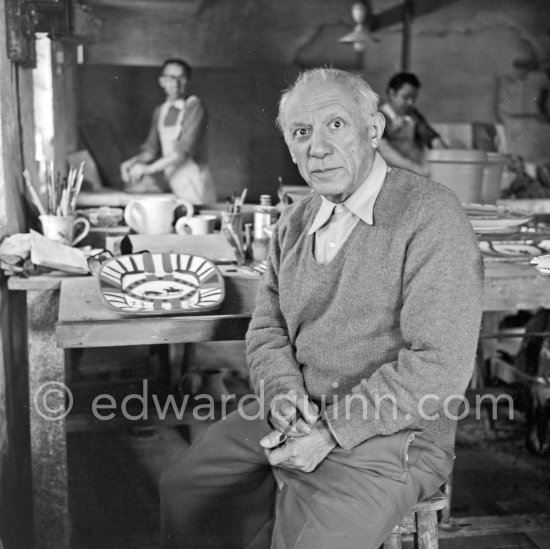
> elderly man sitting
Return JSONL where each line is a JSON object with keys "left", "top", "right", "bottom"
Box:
{"left": 160, "top": 67, "right": 482, "bottom": 549}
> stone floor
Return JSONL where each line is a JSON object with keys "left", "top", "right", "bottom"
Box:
{"left": 68, "top": 389, "right": 550, "bottom": 549}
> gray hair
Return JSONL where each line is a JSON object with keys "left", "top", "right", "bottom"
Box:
{"left": 276, "top": 68, "right": 379, "bottom": 134}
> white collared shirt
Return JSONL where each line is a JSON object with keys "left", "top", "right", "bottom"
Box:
{"left": 308, "top": 153, "right": 389, "bottom": 264}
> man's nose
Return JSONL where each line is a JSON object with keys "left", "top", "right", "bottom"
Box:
{"left": 309, "top": 130, "right": 332, "bottom": 158}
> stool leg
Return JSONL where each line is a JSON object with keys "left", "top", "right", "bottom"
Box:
{"left": 383, "top": 529, "right": 402, "bottom": 549}
{"left": 414, "top": 511, "right": 438, "bottom": 549}
{"left": 441, "top": 474, "right": 453, "bottom": 525}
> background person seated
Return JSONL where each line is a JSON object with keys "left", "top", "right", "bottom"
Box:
{"left": 378, "top": 72, "right": 446, "bottom": 177}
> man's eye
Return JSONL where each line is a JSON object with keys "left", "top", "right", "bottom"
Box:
{"left": 291, "top": 128, "right": 310, "bottom": 138}
{"left": 330, "top": 119, "right": 344, "bottom": 129}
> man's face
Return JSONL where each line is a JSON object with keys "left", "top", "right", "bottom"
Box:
{"left": 387, "top": 83, "right": 418, "bottom": 116}
{"left": 282, "top": 80, "right": 382, "bottom": 203}
{"left": 159, "top": 63, "right": 188, "bottom": 100}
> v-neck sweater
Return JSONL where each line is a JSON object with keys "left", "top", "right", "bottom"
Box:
{"left": 246, "top": 168, "right": 483, "bottom": 450}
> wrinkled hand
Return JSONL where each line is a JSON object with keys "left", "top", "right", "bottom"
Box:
{"left": 269, "top": 390, "right": 319, "bottom": 438}
{"left": 260, "top": 419, "right": 337, "bottom": 473}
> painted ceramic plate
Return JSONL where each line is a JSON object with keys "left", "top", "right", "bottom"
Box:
{"left": 463, "top": 203, "right": 533, "bottom": 233}
{"left": 98, "top": 253, "right": 225, "bottom": 315}
{"left": 531, "top": 254, "right": 550, "bottom": 275}
{"left": 479, "top": 241, "right": 550, "bottom": 261}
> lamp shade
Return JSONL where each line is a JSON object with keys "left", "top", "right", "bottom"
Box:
{"left": 338, "top": 3, "right": 369, "bottom": 52}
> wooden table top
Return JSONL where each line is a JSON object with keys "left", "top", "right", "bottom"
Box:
{"left": 55, "top": 275, "right": 259, "bottom": 348}
{"left": 10, "top": 260, "right": 550, "bottom": 348}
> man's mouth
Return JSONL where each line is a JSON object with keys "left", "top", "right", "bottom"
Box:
{"left": 311, "top": 167, "right": 341, "bottom": 175}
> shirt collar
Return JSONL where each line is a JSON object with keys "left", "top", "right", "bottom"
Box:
{"left": 308, "top": 153, "right": 388, "bottom": 234}
{"left": 163, "top": 98, "right": 186, "bottom": 110}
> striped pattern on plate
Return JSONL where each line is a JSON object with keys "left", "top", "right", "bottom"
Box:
{"left": 97, "top": 253, "right": 225, "bottom": 314}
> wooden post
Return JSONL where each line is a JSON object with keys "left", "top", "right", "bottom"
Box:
{"left": 27, "top": 289, "right": 71, "bottom": 549}
{"left": 401, "top": 0, "right": 413, "bottom": 72}
{"left": 0, "top": 3, "right": 35, "bottom": 548}
{"left": 414, "top": 511, "right": 439, "bottom": 549}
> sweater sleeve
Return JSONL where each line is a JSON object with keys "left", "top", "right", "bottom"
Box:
{"left": 246, "top": 217, "right": 307, "bottom": 416}
{"left": 173, "top": 96, "right": 207, "bottom": 160}
{"left": 324, "top": 188, "right": 484, "bottom": 449}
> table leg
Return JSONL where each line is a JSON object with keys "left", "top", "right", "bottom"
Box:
{"left": 27, "top": 290, "right": 71, "bottom": 549}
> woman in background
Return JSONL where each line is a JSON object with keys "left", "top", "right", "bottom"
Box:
{"left": 120, "top": 58, "right": 216, "bottom": 205}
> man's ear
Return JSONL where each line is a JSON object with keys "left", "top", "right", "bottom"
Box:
{"left": 368, "top": 112, "right": 385, "bottom": 149}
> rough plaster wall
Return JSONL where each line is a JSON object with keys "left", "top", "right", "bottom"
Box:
{"left": 86, "top": 0, "right": 354, "bottom": 67}
{"left": 296, "top": 0, "right": 550, "bottom": 122}
{"left": 79, "top": 0, "right": 550, "bottom": 195}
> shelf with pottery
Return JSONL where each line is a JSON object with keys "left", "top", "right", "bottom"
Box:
{"left": 77, "top": 191, "right": 257, "bottom": 221}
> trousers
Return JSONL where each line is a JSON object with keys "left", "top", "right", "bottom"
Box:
{"left": 160, "top": 400, "right": 454, "bottom": 549}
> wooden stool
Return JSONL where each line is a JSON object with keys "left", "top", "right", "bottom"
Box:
{"left": 383, "top": 491, "right": 447, "bottom": 549}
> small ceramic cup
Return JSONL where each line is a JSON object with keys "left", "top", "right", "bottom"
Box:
{"left": 175, "top": 214, "right": 217, "bottom": 235}
{"left": 39, "top": 215, "right": 90, "bottom": 247}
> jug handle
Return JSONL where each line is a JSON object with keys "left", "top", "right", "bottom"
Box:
{"left": 72, "top": 217, "right": 90, "bottom": 246}
{"left": 175, "top": 199, "right": 194, "bottom": 218}
{"left": 124, "top": 201, "right": 146, "bottom": 233}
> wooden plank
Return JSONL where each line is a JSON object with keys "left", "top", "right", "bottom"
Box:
{"left": 56, "top": 276, "right": 259, "bottom": 348}
{"left": 482, "top": 262, "right": 550, "bottom": 311}
{"left": 438, "top": 513, "right": 550, "bottom": 539}
{"left": 7, "top": 274, "right": 67, "bottom": 291}
{"left": 58, "top": 276, "right": 259, "bottom": 322}
{"left": 57, "top": 316, "right": 253, "bottom": 348}
{"left": 55, "top": 261, "right": 550, "bottom": 348}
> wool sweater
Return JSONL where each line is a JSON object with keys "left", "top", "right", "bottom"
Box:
{"left": 246, "top": 168, "right": 483, "bottom": 450}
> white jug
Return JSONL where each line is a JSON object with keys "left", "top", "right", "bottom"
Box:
{"left": 124, "top": 196, "right": 194, "bottom": 235}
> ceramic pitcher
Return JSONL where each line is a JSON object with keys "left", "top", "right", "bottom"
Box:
{"left": 124, "top": 196, "right": 194, "bottom": 235}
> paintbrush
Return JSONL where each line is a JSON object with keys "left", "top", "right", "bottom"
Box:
{"left": 22, "top": 170, "right": 47, "bottom": 216}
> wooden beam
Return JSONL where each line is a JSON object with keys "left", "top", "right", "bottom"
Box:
{"left": 401, "top": 0, "right": 413, "bottom": 71}
{"left": 87, "top": 0, "right": 203, "bottom": 11}
{"left": 372, "top": 0, "right": 462, "bottom": 31}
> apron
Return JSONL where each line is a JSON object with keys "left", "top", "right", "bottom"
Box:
{"left": 158, "top": 99, "right": 216, "bottom": 205}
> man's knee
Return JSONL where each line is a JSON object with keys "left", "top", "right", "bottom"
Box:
{"left": 159, "top": 452, "right": 191, "bottom": 500}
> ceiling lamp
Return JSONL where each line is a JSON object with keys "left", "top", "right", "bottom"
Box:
{"left": 338, "top": 3, "right": 370, "bottom": 52}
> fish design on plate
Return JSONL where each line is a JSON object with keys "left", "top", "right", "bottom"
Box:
{"left": 97, "top": 253, "right": 225, "bottom": 315}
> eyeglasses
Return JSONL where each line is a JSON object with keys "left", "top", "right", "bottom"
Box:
{"left": 160, "top": 74, "right": 186, "bottom": 82}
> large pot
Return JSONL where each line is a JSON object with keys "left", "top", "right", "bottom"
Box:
{"left": 481, "top": 152, "right": 509, "bottom": 204}
{"left": 427, "top": 149, "right": 488, "bottom": 204}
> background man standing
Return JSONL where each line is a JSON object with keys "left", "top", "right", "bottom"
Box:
{"left": 160, "top": 68, "right": 482, "bottom": 549}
